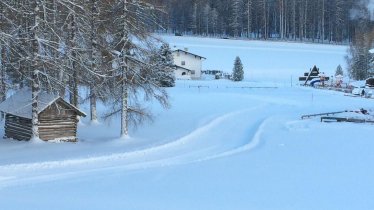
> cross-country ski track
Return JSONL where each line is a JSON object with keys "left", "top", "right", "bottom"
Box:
{"left": 0, "top": 105, "right": 272, "bottom": 188}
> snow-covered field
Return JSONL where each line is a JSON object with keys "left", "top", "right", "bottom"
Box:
{"left": 1, "top": 36, "right": 374, "bottom": 210}
{"left": 165, "top": 35, "right": 348, "bottom": 82}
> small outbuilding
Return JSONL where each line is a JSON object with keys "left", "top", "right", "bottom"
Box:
{"left": 0, "top": 90, "right": 86, "bottom": 142}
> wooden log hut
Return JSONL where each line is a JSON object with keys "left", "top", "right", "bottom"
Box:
{"left": 0, "top": 90, "right": 86, "bottom": 142}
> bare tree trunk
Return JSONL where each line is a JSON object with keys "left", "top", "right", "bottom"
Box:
{"left": 120, "top": 0, "right": 129, "bottom": 138}
{"left": 121, "top": 62, "right": 129, "bottom": 137}
{"left": 90, "top": 85, "right": 97, "bottom": 122}
{"left": 0, "top": 4, "right": 5, "bottom": 118}
{"left": 70, "top": 67, "right": 79, "bottom": 134}
{"left": 31, "top": 68, "right": 40, "bottom": 140}
{"left": 280, "top": 0, "right": 284, "bottom": 39}
{"left": 0, "top": 47, "right": 5, "bottom": 96}
{"left": 31, "top": 0, "right": 41, "bottom": 141}
{"left": 0, "top": 46, "right": 5, "bottom": 121}
{"left": 68, "top": 13, "right": 79, "bottom": 107}
{"left": 86, "top": 0, "right": 99, "bottom": 123}
{"left": 51, "top": 0, "right": 65, "bottom": 97}
{"left": 263, "top": 0, "right": 267, "bottom": 39}
{"left": 292, "top": 0, "right": 296, "bottom": 40}
{"left": 247, "top": 0, "right": 252, "bottom": 38}
{"left": 284, "top": 0, "right": 288, "bottom": 39}
{"left": 73, "top": 69, "right": 79, "bottom": 106}
{"left": 58, "top": 69, "right": 66, "bottom": 97}
{"left": 321, "top": 0, "right": 325, "bottom": 43}
{"left": 304, "top": 0, "right": 308, "bottom": 40}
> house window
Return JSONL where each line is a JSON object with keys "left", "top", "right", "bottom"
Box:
{"left": 191, "top": 70, "right": 195, "bottom": 75}
{"left": 182, "top": 72, "right": 186, "bottom": 76}
{"left": 181, "top": 61, "right": 185, "bottom": 66}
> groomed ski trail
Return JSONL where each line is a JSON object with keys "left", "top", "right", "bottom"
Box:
{"left": 0, "top": 105, "right": 274, "bottom": 188}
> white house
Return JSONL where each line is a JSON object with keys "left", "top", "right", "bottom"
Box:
{"left": 172, "top": 49, "right": 206, "bottom": 80}
{"left": 174, "top": 65, "right": 193, "bottom": 80}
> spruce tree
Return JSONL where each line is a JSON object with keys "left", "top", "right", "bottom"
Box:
{"left": 346, "top": 31, "right": 374, "bottom": 80}
{"left": 335, "top": 65, "right": 343, "bottom": 76}
{"left": 152, "top": 43, "right": 176, "bottom": 87}
{"left": 232, "top": 56, "right": 244, "bottom": 81}
{"left": 162, "top": 44, "right": 176, "bottom": 87}
{"left": 229, "top": 0, "right": 241, "bottom": 37}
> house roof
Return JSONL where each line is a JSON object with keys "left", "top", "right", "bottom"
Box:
{"left": 173, "top": 49, "right": 206, "bottom": 60}
{"left": 0, "top": 89, "right": 86, "bottom": 119}
{"left": 174, "top": 65, "right": 192, "bottom": 72}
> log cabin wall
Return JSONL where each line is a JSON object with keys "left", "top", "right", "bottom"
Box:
{"left": 38, "top": 99, "right": 79, "bottom": 141}
{"left": 4, "top": 114, "right": 32, "bottom": 140}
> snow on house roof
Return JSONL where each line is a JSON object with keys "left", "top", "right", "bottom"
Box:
{"left": 173, "top": 49, "right": 206, "bottom": 60}
{"left": 0, "top": 89, "right": 86, "bottom": 119}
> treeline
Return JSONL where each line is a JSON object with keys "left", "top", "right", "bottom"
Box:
{"left": 156, "top": 0, "right": 364, "bottom": 43}
{"left": 0, "top": 0, "right": 174, "bottom": 139}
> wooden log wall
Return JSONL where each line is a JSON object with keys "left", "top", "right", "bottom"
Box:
{"left": 4, "top": 114, "right": 32, "bottom": 140}
{"left": 3, "top": 99, "right": 82, "bottom": 142}
{"left": 38, "top": 101, "right": 79, "bottom": 142}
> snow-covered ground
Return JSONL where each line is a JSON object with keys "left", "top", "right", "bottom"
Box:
{"left": 165, "top": 35, "right": 348, "bottom": 82}
{"left": 1, "top": 36, "right": 374, "bottom": 210}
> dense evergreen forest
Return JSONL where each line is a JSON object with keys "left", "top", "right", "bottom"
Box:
{"left": 154, "top": 0, "right": 373, "bottom": 43}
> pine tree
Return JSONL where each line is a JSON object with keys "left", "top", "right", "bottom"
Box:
{"left": 335, "top": 65, "right": 343, "bottom": 76}
{"left": 189, "top": 2, "right": 198, "bottom": 34}
{"left": 211, "top": 8, "right": 219, "bottom": 36}
{"left": 229, "top": 0, "right": 241, "bottom": 37}
{"left": 151, "top": 43, "right": 176, "bottom": 87}
{"left": 346, "top": 37, "right": 373, "bottom": 80}
{"left": 232, "top": 56, "right": 244, "bottom": 81}
{"left": 346, "top": 5, "right": 373, "bottom": 81}
{"left": 244, "top": 0, "right": 253, "bottom": 38}
{"left": 203, "top": 3, "right": 211, "bottom": 35}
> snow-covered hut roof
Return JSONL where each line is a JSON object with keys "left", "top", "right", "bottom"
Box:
{"left": 173, "top": 49, "right": 206, "bottom": 60}
{"left": 0, "top": 89, "right": 86, "bottom": 119}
